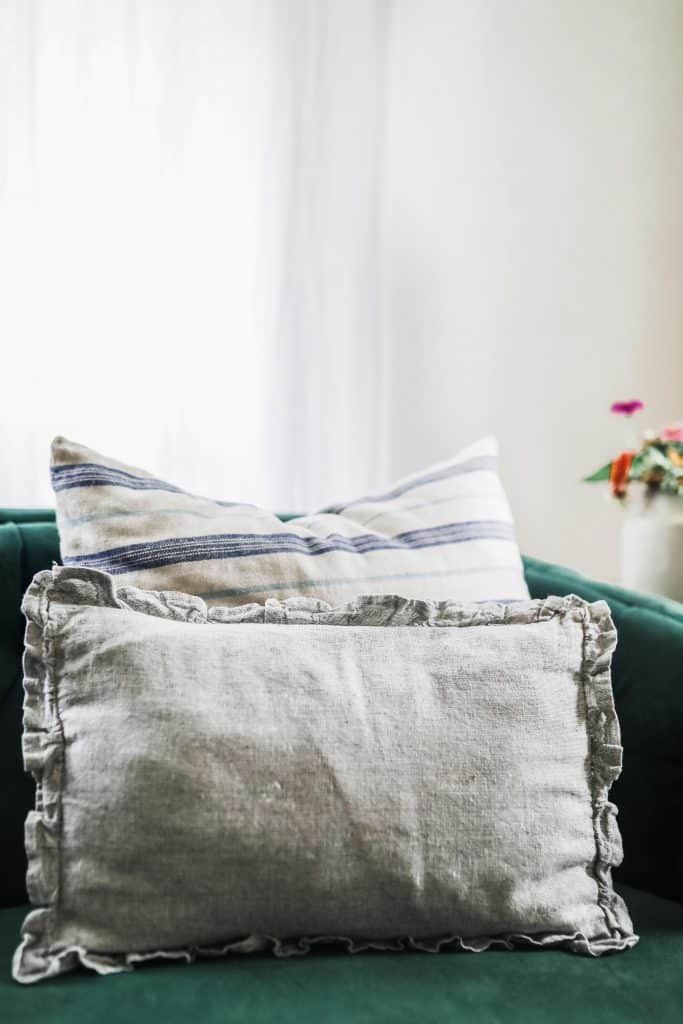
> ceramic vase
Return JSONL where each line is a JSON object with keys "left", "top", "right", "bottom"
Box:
{"left": 620, "top": 493, "right": 683, "bottom": 602}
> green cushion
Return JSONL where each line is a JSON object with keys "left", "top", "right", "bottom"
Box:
{"left": 0, "top": 520, "right": 61, "bottom": 908}
{"left": 1, "top": 512, "right": 682, "bottom": 911}
{"left": 1, "top": 886, "right": 681, "bottom": 1022}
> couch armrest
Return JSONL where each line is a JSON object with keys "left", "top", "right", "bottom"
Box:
{"left": 524, "top": 555, "right": 683, "bottom": 905}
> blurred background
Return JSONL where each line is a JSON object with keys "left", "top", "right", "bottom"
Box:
{"left": 1, "top": 0, "right": 682, "bottom": 581}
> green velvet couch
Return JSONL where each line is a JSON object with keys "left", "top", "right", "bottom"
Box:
{"left": 1, "top": 509, "right": 682, "bottom": 1023}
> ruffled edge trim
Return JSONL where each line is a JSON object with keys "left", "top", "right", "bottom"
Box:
{"left": 9, "top": 564, "right": 634, "bottom": 629}
{"left": 13, "top": 567, "right": 638, "bottom": 984}
{"left": 14, "top": 570, "right": 67, "bottom": 984}
{"left": 577, "top": 597, "right": 637, "bottom": 947}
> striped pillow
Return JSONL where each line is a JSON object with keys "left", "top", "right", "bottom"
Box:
{"left": 51, "top": 436, "right": 529, "bottom": 605}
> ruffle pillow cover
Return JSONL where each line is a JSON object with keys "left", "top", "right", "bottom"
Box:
{"left": 51, "top": 435, "right": 529, "bottom": 606}
{"left": 14, "top": 567, "right": 636, "bottom": 983}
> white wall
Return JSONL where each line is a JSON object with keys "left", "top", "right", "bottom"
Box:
{"left": 382, "top": 0, "right": 683, "bottom": 580}
{"left": 2, "top": 0, "right": 681, "bottom": 585}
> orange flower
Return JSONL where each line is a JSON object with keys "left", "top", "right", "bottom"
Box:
{"left": 668, "top": 447, "right": 683, "bottom": 469}
{"left": 609, "top": 450, "right": 634, "bottom": 498}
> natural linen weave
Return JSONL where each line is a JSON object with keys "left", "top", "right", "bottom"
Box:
{"left": 14, "top": 567, "right": 636, "bottom": 983}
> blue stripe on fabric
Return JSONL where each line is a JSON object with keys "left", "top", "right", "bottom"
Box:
{"left": 51, "top": 462, "right": 185, "bottom": 495}
{"left": 51, "top": 462, "right": 247, "bottom": 507}
{"left": 320, "top": 455, "right": 497, "bottom": 514}
{"left": 61, "top": 505, "right": 257, "bottom": 528}
{"left": 198, "top": 564, "right": 523, "bottom": 599}
{"left": 53, "top": 455, "right": 494, "bottom": 510}
{"left": 350, "top": 488, "right": 499, "bottom": 531}
{"left": 62, "top": 520, "right": 515, "bottom": 575}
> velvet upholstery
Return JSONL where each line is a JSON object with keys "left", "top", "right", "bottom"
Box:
{"left": 1, "top": 887, "right": 682, "bottom": 1022}
{"left": 524, "top": 556, "right": 683, "bottom": 904}
{"left": 1, "top": 510, "right": 682, "bottom": 1015}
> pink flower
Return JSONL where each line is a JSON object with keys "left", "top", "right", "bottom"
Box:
{"left": 661, "top": 423, "right": 683, "bottom": 442}
{"left": 610, "top": 399, "right": 644, "bottom": 416}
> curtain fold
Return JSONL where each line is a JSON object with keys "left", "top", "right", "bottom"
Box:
{"left": 264, "top": 1, "right": 392, "bottom": 512}
{"left": 0, "top": 0, "right": 392, "bottom": 510}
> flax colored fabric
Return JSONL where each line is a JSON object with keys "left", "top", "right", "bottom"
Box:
{"left": 14, "top": 566, "right": 635, "bottom": 983}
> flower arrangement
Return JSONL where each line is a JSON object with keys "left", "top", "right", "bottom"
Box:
{"left": 584, "top": 401, "right": 683, "bottom": 499}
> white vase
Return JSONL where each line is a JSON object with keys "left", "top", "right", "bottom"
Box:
{"left": 620, "top": 492, "right": 683, "bottom": 601}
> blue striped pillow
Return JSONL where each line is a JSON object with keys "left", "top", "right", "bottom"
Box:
{"left": 51, "top": 436, "right": 529, "bottom": 605}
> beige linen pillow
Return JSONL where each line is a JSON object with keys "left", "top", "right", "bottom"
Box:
{"left": 14, "top": 567, "right": 636, "bottom": 984}
{"left": 51, "top": 435, "right": 529, "bottom": 605}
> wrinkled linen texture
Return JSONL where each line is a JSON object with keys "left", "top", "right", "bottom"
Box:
{"left": 51, "top": 435, "right": 529, "bottom": 605}
{"left": 14, "top": 567, "right": 636, "bottom": 983}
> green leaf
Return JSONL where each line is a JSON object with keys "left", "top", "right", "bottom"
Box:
{"left": 630, "top": 446, "right": 671, "bottom": 476}
{"left": 659, "top": 477, "right": 682, "bottom": 495}
{"left": 583, "top": 462, "right": 611, "bottom": 483}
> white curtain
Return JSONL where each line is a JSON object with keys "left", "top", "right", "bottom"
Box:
{"left": 5, "top": 1, "right": 681, "bottom": 583}
{"left": 0, "top": 0, "right": 391, "bottom": 510}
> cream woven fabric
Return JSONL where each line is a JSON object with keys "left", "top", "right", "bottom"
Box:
{"left": 14, "top": 567, "right": 635, "bottom": 983}
{"left": 51, "top": 435, "right": 529, "bottom": 605}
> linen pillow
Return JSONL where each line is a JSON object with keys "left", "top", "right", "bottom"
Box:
{"left": 51, "top": 435, "right": 529, "bottom": 606}
{"left": 14, "top": 566, "right": 636, "bottom": 984}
